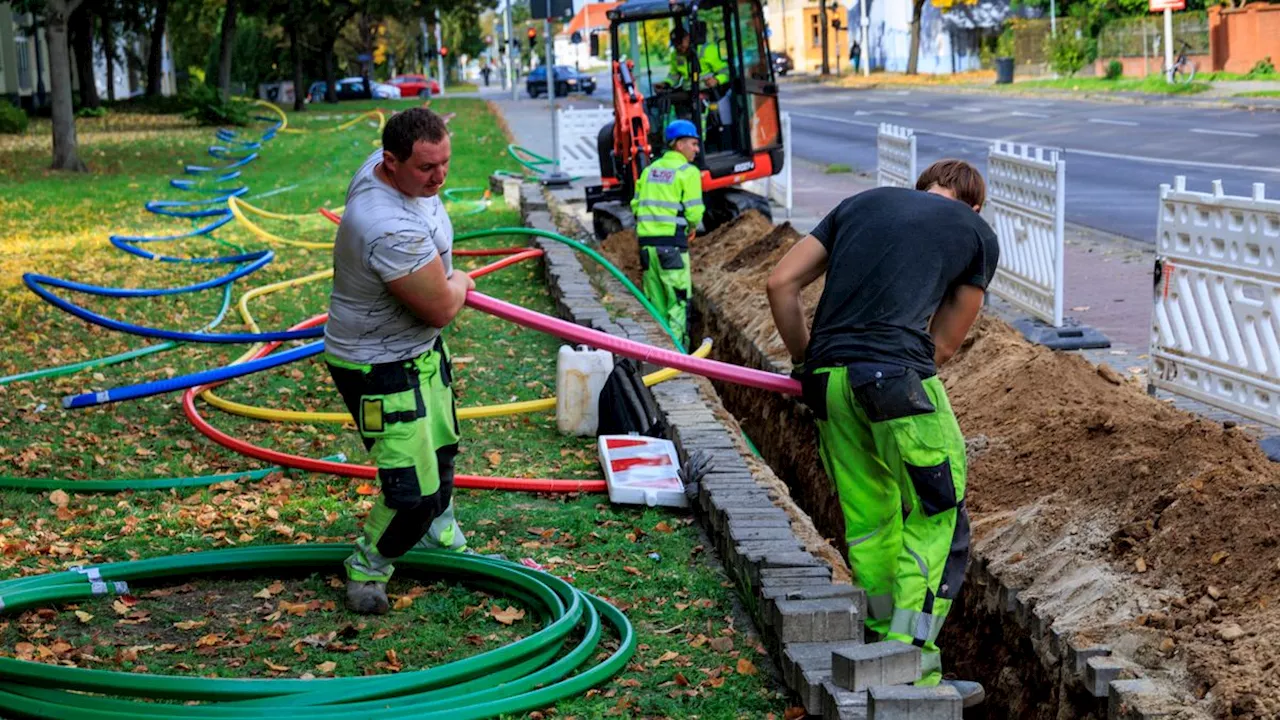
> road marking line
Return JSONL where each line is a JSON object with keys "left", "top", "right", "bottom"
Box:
{"left": 1011, "top": 111, "right": 1050, "bottom": 119}
{"left": 788, "top": 110, "right": 1280, "bottom": 174}
{"left": 1189, "top": 128, "right": 1259, "bottom": 138}
{"left": 953, "top": 106, "right": 983, "bottom": 113}
{"left": 1088, "top": 118, "right": 1139, "bottom": 126}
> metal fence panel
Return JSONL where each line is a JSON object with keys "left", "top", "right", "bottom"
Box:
{"left": 555, "top": 106, "right": 613, "bottom": 178}
{"left": 986, "top": 141, "right": 1066, "bottom": 327}
{"left": 876, "top": 123, "right": 916, "bottom": 189}
{"left": 1150, "top": 177, "right": 1280, "bottom": 428}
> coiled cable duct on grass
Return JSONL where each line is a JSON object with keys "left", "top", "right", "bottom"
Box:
{"left": 184, "top": 151, "right": 260, "bottom": 175}
{"left": 22, "top": 252, "right": 327, "bottom": 344}
{"left": 0, "top": 454, "right": 346, "bottom": 493}
{"left": 108, "top": 215, "right": 238, "bottom": 263}
{"left": 227, "top": 196, "right": 335, "bottom": 250}
{"left": 0, "top": 283, "right": 235, "bottom": 387}
{"left": 170, "top": 172, "right": 244, "bottom": 191}
{"left": 0, "top": 546, "right": 634, "bottom": 720}
{"left": 62, "top": 342, "right": 325, "bottom": 409}
{"left": 146, "top": 187, "right": 249, "bottom": 219}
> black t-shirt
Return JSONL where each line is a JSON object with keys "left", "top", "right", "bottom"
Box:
{"left": 805, "top": 187, "right": 1000, "bottom": 377}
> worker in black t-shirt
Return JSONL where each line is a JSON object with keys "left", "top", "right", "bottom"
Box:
{"left": 766, "top": 160, "right": 1000, "bottom": 706}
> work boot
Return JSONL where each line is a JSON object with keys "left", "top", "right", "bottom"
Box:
{"left": 345, "top": 580, "right": 389, "bottom": 615}
{"left": 942, "top": 679, "right": 985, "bottom": 708}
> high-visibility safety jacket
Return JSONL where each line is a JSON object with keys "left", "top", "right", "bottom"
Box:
{"left": 665, "top": 42, "right": 731, "bottom": 91}
{"left": 631, "top": 150, "right": 705, "bottom": 244}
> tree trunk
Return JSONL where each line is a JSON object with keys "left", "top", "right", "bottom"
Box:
{"left": 906, "top": 0, "right": 924, "bottom": 74}
{"left": 145, "top": 0, "right": 169, "bottom": 97}
{"left": 217, "top": 0, "right": 238, "bottom": 102}
{"left": 101, "top": 10, "right": 115, "bottom": 101}
{"left": 289, "top": 19, "right": 305, "bottom": 111}
{"left": 47, "top": 0, "right": 88, "bottom": 171}
{"left": 322, "top": 34, "right": 338, "bottom": 103}
{"left": 70, "top": 5, "right": 100, "bottom": 108}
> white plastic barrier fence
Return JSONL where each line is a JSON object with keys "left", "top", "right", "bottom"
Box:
{"left": 741, "top": 111, "right": 793, "bottom": 219}
{"left": 986, "top": 142, "right": 1066, "bottom": 328}
{"left": 876, "top": 123, "right": 917, "bottom": 189}
{"left": 1150, "top": 177, "right": 1280, "bottom": 428}
{"left": 555, "top": 106, "right": 613, "bottom": 177}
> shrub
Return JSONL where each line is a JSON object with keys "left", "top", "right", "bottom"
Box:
{"left": 1247, "top": 57, "right": 1276, "bottom": 78}
{"left": 181, "top": 83, "right": 251, "bottom": 127}
{"left": 76, "top": 106, "right": 108, "bottom": 119}
{"left": 1105, "top": 60, "right": 1124, "bottom": 80}
{"left": 0, "top": 102, "right": 29, "bottom": 134}
{"left": 1047, "top": 33, "right": 1092, "bottom": 77}
{"left": 996, "top": 29, "right": 1016, "bottom": 59}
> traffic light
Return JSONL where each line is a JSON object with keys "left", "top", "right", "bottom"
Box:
{"left": 528, "top": 27, "right": 537, "bottom": 49}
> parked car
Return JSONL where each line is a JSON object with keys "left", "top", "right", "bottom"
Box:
{"left": 388, "top": 74, "right": 441, "bottom": 98}
{"left": 526, "top": 66, "right": 596, "bottom": 98}
{"left": 770, "top": 51, "right": 794, "bottom": 77}
{"left": 307, "top": 78, "right": 400, "bottom": 102}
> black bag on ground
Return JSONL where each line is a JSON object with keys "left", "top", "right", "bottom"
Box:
{"left": 596, "top": 358, "right": 667, "bottom": 437}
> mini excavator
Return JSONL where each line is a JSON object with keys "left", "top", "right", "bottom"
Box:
{"left": 585, "top": 0, "right": 785, "bottom": 239}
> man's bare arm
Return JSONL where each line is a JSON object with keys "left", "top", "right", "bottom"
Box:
{"left": 929, "top": 285, "right": 984, "bottom": 367}
{"left": 386, "top": 256, "right": 475, "bottom": 328}
{"left": 766, "top": 236, "right": 829, "bottom": 365}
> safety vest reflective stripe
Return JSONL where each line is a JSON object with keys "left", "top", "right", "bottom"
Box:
{"left": 682, "top": 198, "right": 703, "bottom": 208}
{"left": 636, "top": 214, "right": 687, "bottom": 226}
{"left": 637, "top": 199, "right": 684, "bottom": 210}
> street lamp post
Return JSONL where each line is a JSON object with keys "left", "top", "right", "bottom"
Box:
{"left": 858, "top": 0, "right": 869, "bottom": 77}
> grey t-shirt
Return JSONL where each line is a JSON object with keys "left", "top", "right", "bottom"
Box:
{"left": 324, "top": 150, "right": 454, "bottom": 365}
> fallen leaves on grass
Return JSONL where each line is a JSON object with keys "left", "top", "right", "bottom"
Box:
{"left": 736, "top": 658, "right": 758, "bottom": 675}
{"left": 173, "top": 620, "right": 206, "bottom": 630}
{"left": 254, "top": 581, "right": 286, "bottom": 599}
{"left": 490, "top": 605, "right": 526, "bottom": 625}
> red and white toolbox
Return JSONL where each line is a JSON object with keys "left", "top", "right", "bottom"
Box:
{"left": 597, "top": 435, "right": 688, "bottom": 508}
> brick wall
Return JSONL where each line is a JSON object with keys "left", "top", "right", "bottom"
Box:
{"left": 1209, "top": 3, "right": 1280, "bottom": 74}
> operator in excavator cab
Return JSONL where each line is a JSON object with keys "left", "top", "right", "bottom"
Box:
{"left": 631, "top": 120, "right": 705, "bottom": 348}
{"left": 654, "top": 21, "right": 731, "bottom": 147}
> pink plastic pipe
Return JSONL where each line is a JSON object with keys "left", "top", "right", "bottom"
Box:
{"left": 465, "top": 291, "right": 803, "bottom": 396}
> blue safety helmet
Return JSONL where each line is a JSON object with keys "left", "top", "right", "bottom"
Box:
{"left": 665, "top": 120, "right": 699, "bottom": 144}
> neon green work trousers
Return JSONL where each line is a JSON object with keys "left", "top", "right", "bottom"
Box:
{"left": 640, "top": 243, "right": 691, "bottom": 348}
{"left": 806, "top": 365, "right": 970, "bottom": 685}
{"left": 326, "top": 339, "right": 468, "bottom": 584}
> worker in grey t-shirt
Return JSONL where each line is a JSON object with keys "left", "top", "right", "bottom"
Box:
{"left": 324, "top": 108, "right": 475, "bottom": 615}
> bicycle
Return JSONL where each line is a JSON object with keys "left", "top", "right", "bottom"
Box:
{"left": 1167, "top": 39, "right": 1198, "bottom": 85}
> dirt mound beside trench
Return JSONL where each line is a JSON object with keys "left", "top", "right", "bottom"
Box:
{"left": 600, "top": 210, "right": 1280, "bottom": 718}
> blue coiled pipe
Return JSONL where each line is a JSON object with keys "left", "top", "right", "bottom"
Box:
{"left": 146, "top": 186, "right": 248, "bottom": 218}
{"left": 63, "top": 341, "right": 324, "bottom": 409}
{"left": 185, "top": 152, "right": 260, "bottom": 175}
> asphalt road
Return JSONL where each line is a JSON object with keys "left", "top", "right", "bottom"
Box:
{"left": 782, "top": 84, "right": 1280, "bottom": 240}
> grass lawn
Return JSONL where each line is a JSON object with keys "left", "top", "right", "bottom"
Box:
{"left": 1003, "top": 75, "right": 1210, "bottom": 95}
{"left": 1235, "top": 90, "right": 1280, "bottom": 98}
{"left": 0, "top": 98, "right": 792, "bottom": 718}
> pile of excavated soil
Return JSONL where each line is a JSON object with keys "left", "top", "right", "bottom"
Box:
{"left": 599, "top": 210, "right": 1280, "bottom": 718}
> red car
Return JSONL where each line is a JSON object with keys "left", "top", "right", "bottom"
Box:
{"left": 388, "top": 74, "right": 441, "bottom": 98}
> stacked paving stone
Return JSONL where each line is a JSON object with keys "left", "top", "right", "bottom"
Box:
{"left": 499, "top": 176, "right": 1191, "bottom": 719}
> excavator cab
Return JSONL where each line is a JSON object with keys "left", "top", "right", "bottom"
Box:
{"left": 585, "top": 0, "right": 784, "bottom": 239}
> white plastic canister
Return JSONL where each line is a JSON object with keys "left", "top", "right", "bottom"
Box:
{"left": 555, "top": 345, "right": 614, "bottom": 436}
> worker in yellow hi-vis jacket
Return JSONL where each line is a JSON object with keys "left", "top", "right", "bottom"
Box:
{"left": 631, "top": 120, "right": 705, "bottom": 348}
